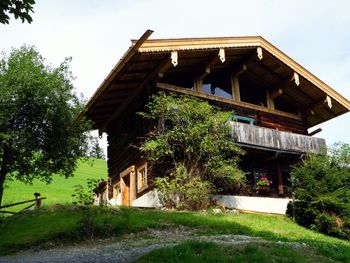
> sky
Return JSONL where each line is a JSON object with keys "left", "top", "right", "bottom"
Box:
{"left": 1, "top": 0, "right": 350, "bottom": 152}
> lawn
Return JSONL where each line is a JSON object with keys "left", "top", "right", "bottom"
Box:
{"left": 137, "top": 241, "right": 332, "bottom": 263}
{"left": 0, "top": 206, "right": 349, "bottom": 262}
{"left": 2, "top": 158, "right": 107, "bottom": 211}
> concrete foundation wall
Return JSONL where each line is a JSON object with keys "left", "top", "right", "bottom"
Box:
{"left": 132, "top": 190, "right": 162, "bottom": 208}
{"left": 214, "top": 195, "right": 291, "bottom": 214}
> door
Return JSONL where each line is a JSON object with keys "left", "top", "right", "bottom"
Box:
{"left": 121, "top": 175, "right": 130, "bottom": 206}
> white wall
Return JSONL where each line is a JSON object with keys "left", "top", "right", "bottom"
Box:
{"left": 132, "top": 189, "right": 162, "bottom": 208}
{"left": 214, "top": 195, "right": 292, "bottom": 214}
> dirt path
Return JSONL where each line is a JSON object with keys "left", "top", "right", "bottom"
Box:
{"left": 0, "top": 227, "right": 306, "bottom": 263}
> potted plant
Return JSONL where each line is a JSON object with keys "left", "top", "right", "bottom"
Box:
{"left": 256, "top": 176, "right": 272, "bottom": 193}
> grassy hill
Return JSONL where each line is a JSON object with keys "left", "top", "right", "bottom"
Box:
{"left": 2, "top": 158, "right": 107, "bottom": 209}
{"left": 0, "top": 206, "right": 349, "bottom": 261}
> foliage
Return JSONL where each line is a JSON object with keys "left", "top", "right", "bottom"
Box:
{"left": 0, "top": 0, "right": 35, "bottom": 24}
{"left": 154, "top": 164, "right": 212, "bottom": 210}
{"left": 72, "top": 179, "right": 97, "bottom": 207}
{"left": 139, "top": 92, "right": 245, "bottom": 210}
{"left": 0, "top": 45, "right": 91, "bottom": 205}
{"left": 0, "top": 206, "right": 349, "bottom": 261}
{"left": 256, "top": 176, "right": 272, "bottom": 187}
{"left": 288, "top": 142, "right": 350, "bottom": 240}
{"left": 72, "top": 178, "right": 98, "bottom": 240}
{"left": 87, "top": 136, "right": 105, "bottom": 160}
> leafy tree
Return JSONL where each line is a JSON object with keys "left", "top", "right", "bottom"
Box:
{"left": 138, "top": 92, "right": 245, "bottom": 210}
{"left": 0, "top": 0, "right": 35, "bottom": 24}
{"left": 0, "top": 45, "right": 91, "bottom": 205}
{"left": 289, "top": 143, "right": 350, "bottom": 240}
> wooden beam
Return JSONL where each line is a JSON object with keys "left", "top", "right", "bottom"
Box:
{"left": 219, "top": 48, "right": 225, "bottom": 63}
{"left": 230, "top": 64, "right": 247, "bottom": 102}
{"left": 100, "top": 55, "right": 171, "bottom": 131}
{"left": 193, "top": 50, "right": 225, "bottom": 91}
{"left": 270, "top": 88, "right": 283, "bottom": 100}
{"left": 171, "top": 51, "right": 178, "bottom": 67}
{"left": 292, "top": 72, "right": 300, "bottom": 86}
{"left": 308, "top": 128, "right": 322, "bottom": 136}
{"left": 257, "top": 47, "right": 263, "bottom": 60}
{"left": 156, "top": 82, "right": 302, "bottom": 121}
{"left": 308, "top": 96, "right": 332, "bottom": 115}
{"left": 158, "top": 51, "right": 179, "bottom": 78}
{"left": 231, "top": 64, "right": 247, "bottom": 77}
{"left": 266, "top": 89, "right": 275, "bottom": 109}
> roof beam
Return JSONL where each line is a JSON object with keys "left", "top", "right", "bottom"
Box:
{"left": 158, "top": 51, "right": 178, "bottom": 78}
{"left": 195, "top": 52, "right": 218, "bottom": 80}
{"left": 194, "top": 49, "right": 226, "bottom": 91}
{"left": 270, "top": 88, "right": 283, "bottom": 100}
{"left": 100, "top": 54, "right": 171, "bottom": 131}
{"left": 308, "top": 96, "right": 332, "bottom": 115}
{"left": 83, "top": 29, "right": 153, "bottom": 118}
{"left": 257, "top": 47, "right": 263, "bottom": 60}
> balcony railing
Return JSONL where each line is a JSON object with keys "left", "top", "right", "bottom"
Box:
{"left": 231, "top": 121, "right": 326, "bottom": 154}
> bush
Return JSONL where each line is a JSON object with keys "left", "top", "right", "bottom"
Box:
{"left": 288, "top": 143, "right": 350, "bottom": 240}
{"left": 154, "top": 164, "right": 212, "bottom": 210}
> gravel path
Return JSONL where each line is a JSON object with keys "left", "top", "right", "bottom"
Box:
{"left": 0, "top": 227, "right": 306, "bottom": 263}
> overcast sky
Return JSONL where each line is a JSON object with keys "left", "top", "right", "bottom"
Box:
{"left": 1, "top": 0, "right": 350, "bottom": 150}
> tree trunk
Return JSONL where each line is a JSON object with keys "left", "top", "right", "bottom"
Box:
{"left": 0, "top": 143, "right": 10, "bottom": 206}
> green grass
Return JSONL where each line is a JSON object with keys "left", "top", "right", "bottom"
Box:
{"left": 2, "top": 158, "right": 107, "bottom": 212}
{"left": 137, "top": 241, "right": 332, "bottom": 263}
{"left": 0, "top": 206, "right": 349, "bottom": 261}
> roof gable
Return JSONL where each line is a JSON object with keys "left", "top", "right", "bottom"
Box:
{"left": 84, "top": 30, "right": 350, "bottom": 130}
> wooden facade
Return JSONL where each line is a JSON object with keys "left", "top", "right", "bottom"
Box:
{"left": 85, "top": 30, "right": 350, "bottom": 206}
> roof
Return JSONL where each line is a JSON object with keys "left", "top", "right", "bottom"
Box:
{"left": 84, "top": 30, "right": 350, "bottom": 130}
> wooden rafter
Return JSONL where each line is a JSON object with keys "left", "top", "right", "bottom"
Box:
{"left": 270, "top": 88, "right": 283, "bottom": 100}
{"left": 308, "top": 96, "right": 332, "bottom": 115}
{"left": 100, "top": 55, "right": 171, "bottom": 131}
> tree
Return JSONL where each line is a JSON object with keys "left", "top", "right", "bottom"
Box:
{"left": 0, "top": 45, "right": 91, "bottom": 205}
{"left": 88, "top": 136, "right": 105, "bottom": 160}
{"left": 138, "top": 92, "right": 245, "bottom": 210}
{"left": 289, "top": 143, "right": 350, "bottom": 240}
{"left": 0, "top": 0, "right": 35, "bottom": 24}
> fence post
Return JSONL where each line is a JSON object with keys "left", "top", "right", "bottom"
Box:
{"left": 34, "top": 193, "right": 41, "bottom": 209}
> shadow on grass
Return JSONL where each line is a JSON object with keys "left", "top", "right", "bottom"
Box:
{"left": 0, "top": 206, "right": 349, "bottom": 262}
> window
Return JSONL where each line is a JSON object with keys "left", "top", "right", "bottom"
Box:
{"left": 137, "top": 163, "right": 148, "bottom": 192}
{"left": 239, "top": 75, "right": 267, "bottom": 107}
{"left": 202, "top": 70, "right": 232, "bottom": 99}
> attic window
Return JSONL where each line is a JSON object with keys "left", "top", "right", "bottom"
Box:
{"left": 202, "top": 70, "right": 232, "bottom": 99}
{"left": 162, "top": 72, "right": 194, "bottom": 90}
{"left": 239, "top": 75, "right": 267, "bottom": 107}
{"left": 274, "top": 97, "right": 299, "bottom": 115}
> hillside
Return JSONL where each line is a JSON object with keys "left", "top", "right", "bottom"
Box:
{"left": 2, "top": 158, "right": 107, "bottom": 209}
{"left": 0, "top": 206, "right": 349, "bottom": 262}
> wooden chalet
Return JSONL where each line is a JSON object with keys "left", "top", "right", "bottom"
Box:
{"left": 85, "top": 30, "right": 350, "bottom": 212}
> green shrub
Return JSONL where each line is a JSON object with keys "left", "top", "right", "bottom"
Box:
{"left": 154, "top": 164, "right": 212, "bottom": 210}
{"left": 288, "top": 143, "right": 350, "bottom": 240}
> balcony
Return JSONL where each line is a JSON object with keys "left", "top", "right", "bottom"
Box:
{"left": 231, "top": 122, "right": 326, "bottom": 154}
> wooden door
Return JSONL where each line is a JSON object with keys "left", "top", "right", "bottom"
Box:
{"left": 121, "top": 175, "right": 130, "bottom": 206}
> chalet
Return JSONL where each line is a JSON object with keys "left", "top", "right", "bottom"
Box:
{"left": 86, "top": 30, "right": 350, "bottom": 214}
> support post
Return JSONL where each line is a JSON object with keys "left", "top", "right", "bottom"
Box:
{"left": 276, "top": 163, "right": 284, "bottom": 196}
{"left": 34, "top": 192, "right": 41, "bottom": 209}
{"left": 129, "top": 167, "right": 137, "bottom": 206}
